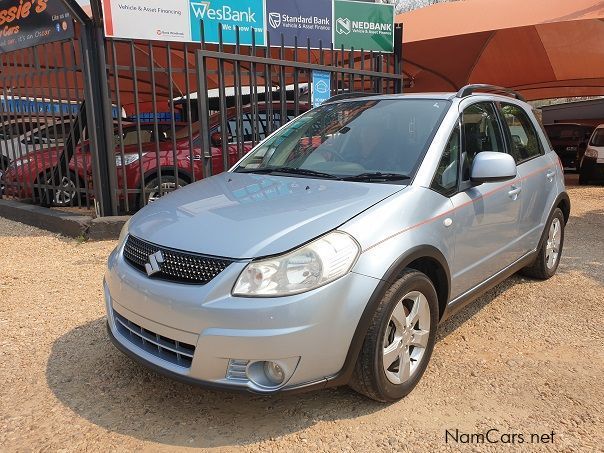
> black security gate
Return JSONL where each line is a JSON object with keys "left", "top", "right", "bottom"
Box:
{"left": 1, "top": 0, "right": 406, "bottom": 217}
{"left": 104, "top": 24, "right": 405, "bottom": 214}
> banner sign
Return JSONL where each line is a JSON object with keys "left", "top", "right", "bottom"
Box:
{"left": 0, "top": 0, "right": 74, "bottom": 53}
{"left": 189, "top": 0, "right": 266, "bottom": 46}
{"left": 101, "top": 0, "right": 394, "bottom": 52}
{"left": 312, "top": 70, "right": 331, "bottom": 107}
{"left": 266, "top": 0, "right": 331, "bottom": 48}
{"left": 334, "top": 0, "right": 394, "bottom": 53}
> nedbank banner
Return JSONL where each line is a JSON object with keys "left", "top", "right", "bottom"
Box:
{"left": 334, "top": 0, "right": 394, "bottom": 53}
{"left": 0, "top": 0, "right": 74, "bottom": 53}
{"left": 101, "top": 0, "right": 394, "bottom": 52}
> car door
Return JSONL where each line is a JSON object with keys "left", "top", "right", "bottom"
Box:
{"left": 449, "top": 101, "right": 523, "bottom": 298}
{"left": 497, "top": 102, "right": 555, "bottom": 253}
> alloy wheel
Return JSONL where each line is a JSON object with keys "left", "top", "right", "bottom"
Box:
{"left": 545, "top": 217, "right": 562, "bottom": 269}
{"left": 382, "top": 290, "right": 431, "bottom": 385}
{"left": 50, "top": 175, "right": 78, "bottom": 206}
{"left": 147, "top": 181, "right": 179, "bottom": 203}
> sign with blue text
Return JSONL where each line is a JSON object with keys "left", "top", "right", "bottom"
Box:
{"left": 189, "top": 0, "right": 266, "bottom": 46}
{"left": 266, "top": 0, "right": 332, "bottom": 48}
{"left": 312, "top": 70, "right": 331, "bottom": 107}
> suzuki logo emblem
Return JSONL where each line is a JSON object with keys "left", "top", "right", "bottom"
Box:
{"left": 145, "top": 251, "right": 164, "bottom": 276}
{"left": 335, "top": 17, "right": 351, "bottom": 35}
{"left": 269, "top": 12, "right": 281, "bottom": 29}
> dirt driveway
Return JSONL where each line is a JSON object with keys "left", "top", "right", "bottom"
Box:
{"left": 1, "top": 181, "right": 602, "bottom": 452}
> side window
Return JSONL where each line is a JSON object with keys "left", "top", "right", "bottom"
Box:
{"left": 461, "top": 102, "right": 505, "bottom": 180}
{"left": 123, "top": 129, "right": 153, "bottom": 146}
{"left": 499, "top": 103, "right": 543, "bottom": 164}
{"left": 431, "top": 124, "right": 460, "bottom": 196}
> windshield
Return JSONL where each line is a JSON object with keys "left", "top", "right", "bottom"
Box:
{"left": 234, "top": 99, "right": 450, "bottom": 181}
{"left": 590, "top": 128, "right": 604, "bottom": 147}
{"left": 545, "top": 125, "right": 592, "bottom": 140}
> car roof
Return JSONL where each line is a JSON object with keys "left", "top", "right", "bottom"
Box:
{"left": 544, "top": 123, "right": 595, "bottom": 128}
{"left": 328, "top": 92, "right": 532, "bottom": 105}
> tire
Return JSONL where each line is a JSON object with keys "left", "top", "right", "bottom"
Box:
{"left": 35, "top": 170, "right": 85, "bottom": 207}
{"left": 520, "top": 208, "right": 565, "bottom": 280}
{"left": 578, "top": 168, "right": 590, "bottom": 185}
{"left": 140, "top": 173, "right": 188, "bottom": 209}
{"left": 350, "top": 269, "right": 439, "bottom": 402}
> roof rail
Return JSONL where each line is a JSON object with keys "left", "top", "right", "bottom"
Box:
{"left": 323, "top": 92, "right": 380, "bottom": 104}
{"left": 456, "top": 84, "right": 526, "bottom": 102}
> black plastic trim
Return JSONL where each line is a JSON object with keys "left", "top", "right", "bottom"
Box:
{"left": 319, "top": 245, "right": 452, "bottom": 389}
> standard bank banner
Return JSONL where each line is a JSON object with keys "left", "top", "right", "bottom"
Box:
{"left": 101, "top": 0, "right": 393, "bottom": 52}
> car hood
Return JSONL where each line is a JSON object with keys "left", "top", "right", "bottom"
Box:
{"left": 129, "top": 172, "right": 406, "bottom": 258}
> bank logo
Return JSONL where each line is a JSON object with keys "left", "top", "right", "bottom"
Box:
{"left": 335, "top": 17, "right": 351, "bottom": 35}
{"left": 190, "top": 1, "right": 257, "bottom": 23}
{"left": 315, "top": 80, "right": 329, "bottom": 94}
{"left": 145, "top": 251, "right": 164, "bottom": 277}
{"left": 269, "top": 12, "right": 281, "bottom": 29}
{"left": 190, "top": 1, "right": 210, "bottom": 18}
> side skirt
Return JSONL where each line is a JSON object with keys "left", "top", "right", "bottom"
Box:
{"left": 440, "top": 250, "right": 537, "bottom": 323}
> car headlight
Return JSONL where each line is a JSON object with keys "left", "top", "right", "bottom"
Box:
{"left": 233, "top": 231, "right": 360, "bottom": 297}
{"left": 13, "top": 158, "right": 30, "bottom": 168}
{"left": 116, "top": 153, "right": 145, "bottom": 167}
{"left": 584, "top": 148, "right": 598, "bottom": 159}
{"left": 117, "top": 218, "right": 131, "bottom": 246}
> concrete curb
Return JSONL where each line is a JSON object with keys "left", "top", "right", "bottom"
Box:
{"left": 0, "top": 199, "right": 129, "bottom": 240}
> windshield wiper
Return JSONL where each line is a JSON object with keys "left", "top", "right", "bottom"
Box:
{"left": 341, "top": 172, "right": 411, "bottom": 182}
{"left": 235, "top": 166, "right": 338, "bottom": 179}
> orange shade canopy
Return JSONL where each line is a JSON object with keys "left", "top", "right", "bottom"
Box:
{"left": 397, "top": 0, "right": 604, "bottom": 100}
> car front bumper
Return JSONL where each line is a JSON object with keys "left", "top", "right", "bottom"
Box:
{"left": 104, "top": 243, "right": 381, "bottom": 394}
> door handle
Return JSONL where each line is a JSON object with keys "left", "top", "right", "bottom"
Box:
{"left": 546, "top": 170, "right": 555, "bottom": 182}
{"left": 508, "top": 186, "right": 522, "bottom": 200}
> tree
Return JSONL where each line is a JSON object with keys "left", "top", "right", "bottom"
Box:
{"left": 375, "top": 0, "right": 459, "bottom": 14}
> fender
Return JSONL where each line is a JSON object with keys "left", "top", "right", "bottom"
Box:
{"left": 321, "top": 245, "right": 451, "bottom": 389}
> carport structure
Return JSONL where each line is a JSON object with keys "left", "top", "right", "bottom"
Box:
{"left": 397, "top": 0, "right": 604, "bottom": 100}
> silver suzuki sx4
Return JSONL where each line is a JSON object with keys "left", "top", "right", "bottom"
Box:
{"left": 105, "top": 87, "right": 569, "bottom": 401}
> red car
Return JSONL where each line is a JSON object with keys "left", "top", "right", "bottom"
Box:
{"left": 3, "top": 103, "right": 307, "bottom": 209}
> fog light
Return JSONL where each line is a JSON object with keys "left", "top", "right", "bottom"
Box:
{"left": 243, "top": 357, "right": 300, "bottom": 390}
{"left": 264, "top": 361, "right": 285, "bottom": 385}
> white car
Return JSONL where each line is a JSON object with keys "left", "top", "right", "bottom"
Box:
{"left": 579, "top": 124, "right": 604, "bottom": 185}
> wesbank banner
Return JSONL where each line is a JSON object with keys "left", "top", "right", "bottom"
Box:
{"left": 334, "top": 0, "right": 394, "bottom": 53}
{"left": 101, "top": 0, "right": 393, "bottom": 52}
{"left": 189, "top": 0, "right": 266, "bottom": 45}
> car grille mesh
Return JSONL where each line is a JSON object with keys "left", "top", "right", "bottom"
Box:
{"left": 123, "top": 235, "right": 233, "bottom": 284}
{"left": 114, "top": 311, "right": 196, "bottom": 368}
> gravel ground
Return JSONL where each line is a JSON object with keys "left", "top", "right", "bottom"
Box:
{"left": 1, "top": 180, "right": 603, "bottom": 452}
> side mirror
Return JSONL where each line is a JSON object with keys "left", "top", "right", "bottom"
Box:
{"left": 470, "top": 152, "right": 517, "bottom": 184}
{"left": 210, "top": 132, "right": 222, "bottom": 147}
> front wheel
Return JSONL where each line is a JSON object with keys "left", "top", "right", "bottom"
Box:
{"left": 140, "top": 174, "right": 188, "bottom": 208}
{"left": 520, "top": 208, "right": 565, "bottom": 280}
{"left": 350, "top": 269, "right": 439, "bottom": 402}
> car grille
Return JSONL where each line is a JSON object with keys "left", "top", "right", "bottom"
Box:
{"left": 114, "top": 311, "right": 196, "bottom": 368}
{"left": 123, "top": 235, "right": 233, "bottom": 284}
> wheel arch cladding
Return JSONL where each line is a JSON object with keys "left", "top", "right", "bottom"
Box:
{"left": 556, "top": 192, "right": 571, "bottom": 224}
{"left": 334, "top": 245, "right": 451, "bottom": 386}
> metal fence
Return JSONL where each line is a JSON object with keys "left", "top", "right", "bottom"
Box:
{"left": 1, "top": 1, "right": 405, "bottom": 216}
{"left": 0, "top": 30, "right": 92, "bottom": 209}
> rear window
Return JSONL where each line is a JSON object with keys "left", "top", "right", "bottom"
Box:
{"left": 545, "top": 125, "right": 592, "bottom": 140}
{"left": 590, "top": 129, "right": 604, "bottom": 147}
